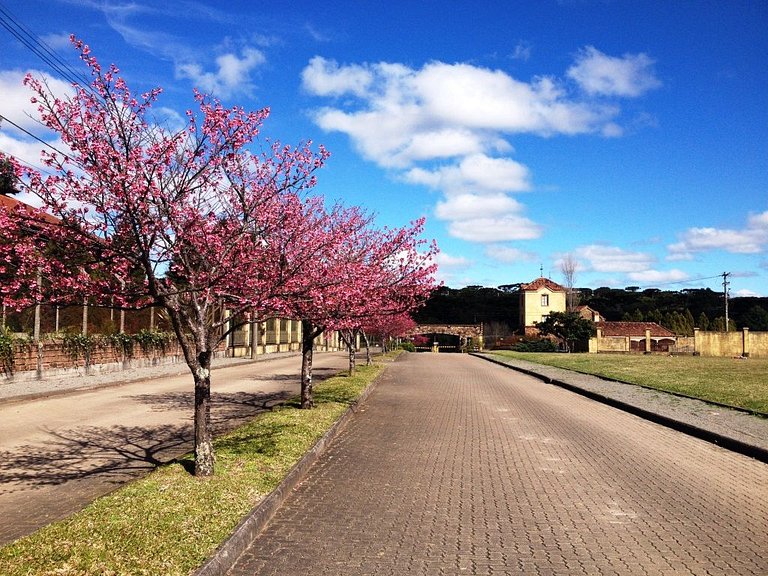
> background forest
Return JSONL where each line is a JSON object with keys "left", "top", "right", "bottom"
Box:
{"left": 415, "top": 285, "right": 768, "bottom": 341}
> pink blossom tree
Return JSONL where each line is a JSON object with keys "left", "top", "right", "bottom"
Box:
{"left": 262, "top": 199, "right": 438, "bottom": 408}
{"left": 360, "top": 312, "right": 417, "bottom": 354}
{"left": 323, "top": 217, "right": 439, "bottom": 376}
{"left": 0, "top": 38, "right": 328, "bottom": 476}
{"left": 265, "top": 201, "right": 374, "bottom": 408}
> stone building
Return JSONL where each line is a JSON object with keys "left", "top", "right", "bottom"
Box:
{"left": 518, "top": 277, "right": 567, "bottom": 336}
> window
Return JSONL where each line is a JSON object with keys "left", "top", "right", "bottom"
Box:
{"left": 541, "top": 294, "right": 549, "bottom": 306}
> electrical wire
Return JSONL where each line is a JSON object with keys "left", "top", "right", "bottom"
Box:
{"left": 0, "top": 114, "right": 70, "bottom": 157}
{"left": 0, "top": 2, "right": 89, "bottom": 88}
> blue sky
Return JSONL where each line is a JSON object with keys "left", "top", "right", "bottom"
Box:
{"left": 0, "top": 1, "right": 766, "bottom": 296}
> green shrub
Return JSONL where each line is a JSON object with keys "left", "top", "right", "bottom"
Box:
{"left": 510, "top": 339, "right": 557, "bottom": 353}
{"left": 134, "top": 329, "right": 174, "bottom": 353}
{"left": 0, "top": 327, "right": 14, "bottom": 375}
{"left": 61, "top": 332, "right": 99, "bottom": 365}
{"left": 106, "top": 332, "right": 134, "bottom": 357}
{"left": 399, "top": 342, "right": 416, "bottom": 352}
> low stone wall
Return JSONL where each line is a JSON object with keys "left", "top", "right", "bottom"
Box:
{"left": 589, "top": 336, "right": 629, "bottom": 353}
{"left": 694, "top": 328, "right": 768, "bottom": 358}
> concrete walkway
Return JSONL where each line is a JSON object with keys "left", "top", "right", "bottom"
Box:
{"left": 221, "top": 353, "right": 768, "bottom": 576}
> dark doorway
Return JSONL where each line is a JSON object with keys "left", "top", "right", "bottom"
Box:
{"left": 412, "top": 332, "right": 461, "bottom": 352}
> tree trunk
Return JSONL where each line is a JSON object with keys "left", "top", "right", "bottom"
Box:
{"left": 300, "top": 319, "right": 317, "bottom": 409}
{"left": 341, "top": 329, "right": 357, "bottom": 376}
{"left": 362, "top": 330, "right": 372, "bottom": 365}
{"left": 193, "top": 350, "right": 214, "bottom": 476}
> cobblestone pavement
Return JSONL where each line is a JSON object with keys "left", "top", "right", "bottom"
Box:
{"left": 475, "top": 353, "right": 768, "bottom": 459}
{"left": 226, "top": 353, "right": 768, "bottom": 576}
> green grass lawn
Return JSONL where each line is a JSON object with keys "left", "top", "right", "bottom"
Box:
{"left": 489, "top": 351, "right": 768, "bottom": 414}
{"left": 0, "top": 359, "right": 391, "bottom": 576}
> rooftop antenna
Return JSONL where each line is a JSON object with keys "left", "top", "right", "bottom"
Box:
{"left": 539, "top": 263, "right": 544, "bottom": 278}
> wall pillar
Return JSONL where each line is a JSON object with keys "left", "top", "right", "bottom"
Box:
{"left": 743, "top": 327, "right": 750, "bottom": 357}
{"left": 645, "top": 329, "right": 651, "bottom": 353}
{"left": 693, "top": 328, "right": 699, "bottom": 355}
{"left": 274, "top": 318, "right": 281, "bottom": 351}
{"left": 596, "top": 328, "right": 602, "bottom": 353}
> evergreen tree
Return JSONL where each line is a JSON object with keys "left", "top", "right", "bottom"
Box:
{"left": 742, "top": 306, "right": 768, "bottom": 331}
{"left": 684, "top": 309, "right": 695, "bottom": 335}
{"left": 0, "top": 157, "right": 18, "bottom": 196}
{"left": 535, "top": 311, "right": 595, "bottom": 352}
{"left": 711, "top": 317, "right": 738, "bottom": 332}
{"left": 698, "top": 311, "right": 710, "bottom": 331}
{"left": 648, "top": 308, "right": 664, "bottom": 324}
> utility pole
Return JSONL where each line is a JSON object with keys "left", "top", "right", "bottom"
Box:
{"left": 722, "top": 272, "right": 730, "bottom": 332}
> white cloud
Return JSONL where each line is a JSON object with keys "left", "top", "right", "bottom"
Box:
{"left": 304, "top": 56, "right": 624, "bottom": 171}
{"left": 0, "top": 69, "right": 75, "bottom": 133}
{"left": 435, "top": 193, "right": 524, "bottom": 221}
{"left": 575, "top": 244, "right": 656, "bottom": 273}
{"left": 448, "top": 215, "right": 542, "bottom": 242}
{"left": 176, "top": 47, "right": 265, "bottom": 98}
{"left": 668, "top": 210, "right": 768, "bottom": 259}
{"left": 39, "top": 33, "right": 74, "bottom": 51}
{"left": 509, "top": 41, "right": 532, "bottom": 62}
{"left": 734, "top": 288, "right": 761, "bottom": 297}
{"left": 437, "top": 252, "right": 472, "bottom": 269}
{"left": 434, "top": 251, "right": 474, "bottom": 286}
{"left": 485, "top": 244, "right": 537, "bottom": 263}
{"left": 0, "top": 70, "right": 78, "bottom": 173}
{"left": 301, "top": 56, "right": 373, "bottom": 97}
{"left": 626, "top": 269, "right": 689, "bottom": 283}
{"left": 303, "top": 50, "right": 658, "bottom": 246}
{"left": 406, "top": 154, "right": 531, "bottom": 194}
{"left": 567, "top": 46, "right": 662, "bottom": 97}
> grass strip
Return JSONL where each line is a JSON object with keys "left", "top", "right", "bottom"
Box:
{"left": 0, "top": 359, "right": 392, "bottom": 576}
{"left": 489, "top": 351, "right": 768, "bottom": 414}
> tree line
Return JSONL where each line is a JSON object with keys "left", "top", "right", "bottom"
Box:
{"left": 415, "top": 285, "right": 768, "bottom": 335}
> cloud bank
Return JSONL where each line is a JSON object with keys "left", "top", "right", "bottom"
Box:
{"left": 301, "top": 47, "right": 660, "bottom": 254}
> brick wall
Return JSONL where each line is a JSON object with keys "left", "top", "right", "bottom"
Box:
{"left": 1, "top": 337, "right": 206, "bottom": 381}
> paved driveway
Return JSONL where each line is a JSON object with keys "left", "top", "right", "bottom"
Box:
{"left": 227, "top": 353, "right": 768, "bottom": 576}
{"left": 0, "top": 352, "right": 349, "bottom": 546}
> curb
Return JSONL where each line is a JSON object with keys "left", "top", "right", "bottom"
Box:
{"left": 194, "top": 364, "right": 386, "bottom": 576}
{"left": 473, "top": 353, "right": 768, "bottom": 464}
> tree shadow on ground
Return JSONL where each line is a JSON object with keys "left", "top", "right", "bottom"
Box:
{"left": 0, "top": 424, "right": 193, "bottom": 491}
{"left": 0, "top": 368, "right": 344, "bottom": 491}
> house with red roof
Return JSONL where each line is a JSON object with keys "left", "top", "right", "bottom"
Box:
{"left": 518, "top": 277, "right": 567, "bottom": 336}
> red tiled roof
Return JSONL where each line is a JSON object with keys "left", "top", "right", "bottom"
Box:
{"left": 520, "top": 277, "right": 566, "bottom": 292}
{"left": 0, "top": 194, "right": 60, "bottom": 225}
{"left": 596, "top": 321, "right": 675, "bottom": 338}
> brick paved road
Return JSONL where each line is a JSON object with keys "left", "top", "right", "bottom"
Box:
{"left": 227, "top": 353, "right": 768, "bottom": 576}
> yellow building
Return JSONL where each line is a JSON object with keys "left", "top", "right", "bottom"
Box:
{"left": 519, "top": 277, "right": 567, "bottom": 335}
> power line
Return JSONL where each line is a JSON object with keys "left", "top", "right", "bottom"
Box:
{"left": 0, "top": 2, "right": 89, "bottom": 88}
{"left": 634, "top": 274, "right": 724, "bottom": 290}
{"left": 0, "top": 114, "right": 70, "bottom": 157}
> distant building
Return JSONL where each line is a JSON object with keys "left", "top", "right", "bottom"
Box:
{"left": 594, "top": 321, "right": 676, "bottom": 353}
{"left": 575, "top": 305, "right": 602, "bottom": 323}
{"left": 518, "top": 277, "right": 566, "bottom": 336}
